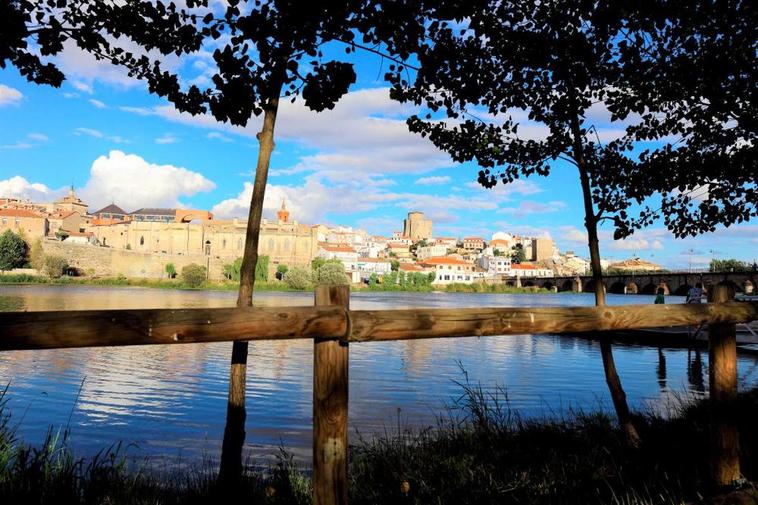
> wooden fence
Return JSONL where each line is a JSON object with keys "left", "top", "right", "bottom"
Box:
{"left": 1, "top": 283, "right": 757, "bottom": 503}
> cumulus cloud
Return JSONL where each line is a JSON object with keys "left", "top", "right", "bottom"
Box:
{"left": 0, "top": 85, "right": 23, "bottom": 106}
{"left": 0, "top": 176, "right": 64, "bottom": 201}
{"left": 415, "top": 176, "right": 451, "bottom": 185}
{"left": 124, "top": 87, "right": 454, "bottom": 177}
{"left": 80, "top": 150, "right": 215, "bottom": 210}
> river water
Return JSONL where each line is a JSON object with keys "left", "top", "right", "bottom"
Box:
{"left": 1, "top": 285, "right": 757, "bottom": 464}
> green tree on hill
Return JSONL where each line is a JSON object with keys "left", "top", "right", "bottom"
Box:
{"left": 710, "top": 259, "right": 749, "bottom": 273}
{"left": 0, "top": 230, "right": 27, "bottom": 271}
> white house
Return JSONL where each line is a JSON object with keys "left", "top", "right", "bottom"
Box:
{"left": 511, "top": 263, "right": 554, "bottom": 278}
{"left": 318, "top": 243, "right": 359, "bottom": 271}
{"left": 479, "top": 255, "right": 512, "bottom": 276}
{"left": 356, "top": 257, "right": 392, "bottom": 278}
{"left": 419, "top": 256, "right": 484, "bottom": 285}
{"left": 415, "top": 244, "right": 448, "bottom": 260}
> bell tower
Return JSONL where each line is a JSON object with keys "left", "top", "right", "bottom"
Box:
{"left": 277, "top": 198, "right": 290, "bottom": 224}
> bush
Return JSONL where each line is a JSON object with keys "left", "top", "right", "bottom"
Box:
{"left": 165, "top": 263, "right": 176, "bottom": 279}
{"left": 315, "top": 262, "right": 348, "bottom": 285}
{"left": 0, "top": 230, "right": 27, "bottom": 271}
{"left": 29, "top": 238, "right": 45, "bottom": 270}
{"left": 283, "top": 266, "right": 312, "bottom": 290}
{"left": 42, "top": 255, "right": 68, "bottom": 279}
{"left": 276, "top": 264, "right": 289, "bottom": 280}
{"left": 181, "top": 264, "right": 206, "bottom": 288}
{"left": 223, "top": 255, "right": 269, "bottom": 282}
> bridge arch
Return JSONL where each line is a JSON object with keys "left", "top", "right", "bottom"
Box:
{"left": 641, "top": 283, "right": 657, "bottom": 295}
{"left": 674, "top": 284, "right": 691, "bottom": 297}
{"left": 609, "top": 281, "right": 626, "bottom": 294}
{"left": 542, "top": 280, "right": 555, "bottom": 291}
{"left": 561, "top": 280, "right": 574, "bottom": 292}
{"left": 626, "top": 282, "right": 638, "bottom": 294}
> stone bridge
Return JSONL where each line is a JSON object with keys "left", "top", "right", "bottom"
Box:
{"left": 506, "top": 271, "right": 757, "bottom": 296}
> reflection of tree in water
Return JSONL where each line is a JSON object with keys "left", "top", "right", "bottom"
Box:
{"left": 687, "top": 349, "right": 705, "bottom": 393}
{"left": 0, "top": 296, "right": 24, "bottom": 311}
{"left": 656, "top": 348, "right": 667, "bottom": 392}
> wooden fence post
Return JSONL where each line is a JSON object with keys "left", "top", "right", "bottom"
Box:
{"left": 708, "top": 282, "right": 740, "bottom": 488}
{"left": 313, "top": 284, "right": 350, "bottom": 505}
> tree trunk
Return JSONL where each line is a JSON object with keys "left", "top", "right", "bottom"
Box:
{"left": 218, "top": 89, "right": 282, "bottom": 482}
{"left": 569, "top": 105, "right": 640, "bottom": 446}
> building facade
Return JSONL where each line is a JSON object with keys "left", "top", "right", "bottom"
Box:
{"left": 403, "top": 211, "right": 433, "bottom": 241}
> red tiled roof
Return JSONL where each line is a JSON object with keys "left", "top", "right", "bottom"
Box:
{"left": 319, "top": 244, "right": 356, "bottom": 253}
{"left": 0, "top": 208, "right": 45, "bottom": 218}
{"left": 420, "top": 256, "right": 472, "bottom": 266}
{"left": 400, "top": 263, "right": 425, "bottom": 272}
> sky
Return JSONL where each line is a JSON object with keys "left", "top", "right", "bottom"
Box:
{"left": 0, "top": 33, "right": 755, "bottom": 271}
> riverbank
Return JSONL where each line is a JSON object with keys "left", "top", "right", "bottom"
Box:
{"left": 1, "top": 384, "right": 756, "bottom": 504}
{"left": 0, "top": 274, "right": 552, "bottom": 295}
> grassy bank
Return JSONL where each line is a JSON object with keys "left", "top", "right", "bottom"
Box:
{"left": 1, "top": 382, "right": 757, "bottom": 504}
{"left": 0, "top": 274, "right": 552, "bottom": 295}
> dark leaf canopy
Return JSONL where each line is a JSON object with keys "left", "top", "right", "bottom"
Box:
{"left": 368, "top": 0, "right": 756, "bottom": 239}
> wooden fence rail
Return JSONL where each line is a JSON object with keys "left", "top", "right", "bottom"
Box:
{"left": 1, "top": 286, "right": 757, "bottom": 502}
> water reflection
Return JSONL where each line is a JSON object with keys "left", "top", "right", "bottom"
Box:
{"left": 0, "top": 285, "right": 756, "bottom": 464}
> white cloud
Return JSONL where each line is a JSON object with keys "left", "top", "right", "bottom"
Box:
{"left": 0, "top": 85, "right": 23, "bottom": 106}
{"left": 71, "top": 81, "right": 93, "bottom": 94}
{"left": 0, "top": 142, "right": 33, "bottom": 150}
{"left": 27, "top": 133, "right": 49, "bottom": 142}
{"left": 119, "top": 105, "right": 152, "bottom": 116}
{"left": 0, "top": 176, "right": 63, "bottom": 201}
{"left": 498, "top": 200, "right": 567, "bottom": 217}
{"left": 123, "top": 87, "right": 454, "bottom": 177}
{"left": 207, "top": 132, "right": 233, "bottom": 143}
{"left": 75, "top": 127, "right": 104, "bottom": 138}
{"left": 89, "top": 98, "right": 107, "bottom": 109}
{"left": 80, "top": 150, "right": 216, "bottom": 210}
{"left": 415, "top": 176, "right": 451, "bottom": 185}
{"left": 155, "top": 133, "right": 179, "bottom": 144}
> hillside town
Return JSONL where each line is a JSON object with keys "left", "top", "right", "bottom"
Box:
{"left": 0, "top": 188, "right": 663, "bottom": 285}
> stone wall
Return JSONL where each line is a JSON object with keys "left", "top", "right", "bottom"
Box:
{"left": 42, "top": 241, "right": 228, "bottom": 280}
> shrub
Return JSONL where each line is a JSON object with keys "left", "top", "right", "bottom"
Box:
{"left": 181, "top": 264, "right": 206, "bottom": 288}
{"left": 0, "top": 230, "right": 27, "bottom": 271}
{"left": 29, "top": 238, "right": 45, "bottom": 270}
{"left": 223, "top": 255, "right": 269, "bottom": 282}
{"left": 165, "top": 263, "right": 176, "bottom": 279}
{"left": 283, "top": 266, "right": 312, "bottom": 290}
{"left": 276, "top": 264, "right": 289, "bottom": 280}
{"left": 42, "top": 255, "right": 68, "bottom": 278}
{"left": 315, "top": 262, "right": 348, "bottom": 286}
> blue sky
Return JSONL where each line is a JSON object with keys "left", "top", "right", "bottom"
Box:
{"left": 0, "top": 38, "right": 755, "bottom": 270}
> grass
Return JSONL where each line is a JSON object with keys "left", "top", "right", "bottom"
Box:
{"left": 1, "top": 377, "right": 757, "bottom": 504}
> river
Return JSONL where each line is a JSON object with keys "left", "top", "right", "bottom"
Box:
{"left": 1, "top": 285, "right": 756, "bottom": 465}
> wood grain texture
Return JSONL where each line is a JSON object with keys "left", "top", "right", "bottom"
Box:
{"left": 0, "top": 302, "right": 756, "bottom": 351}
{"left": 0, "top": 306, "right": 347, "bottom": 351}
{"left": 708, "top": 284, "right": 740, "bottom": 487}
{"left": 348, "top": 302, "right": 758, "bottom": 342}
{"left": 313, "top": 285, "right": 349, "bottom": 505}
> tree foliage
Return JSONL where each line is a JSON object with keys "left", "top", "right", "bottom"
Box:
{"left": 42, "top": 255, "right": 68, "bottom": 279}
{"left": 0, "top": 230, "right": 27, "bottom": 271}
{"left": 181, "top": 263, "right": 206, "bottom": 288}
{"left": 315, "top": 261, "right": 349, "bottom": 286}
{"left": 283, "top": 266, "right": 312, "bottom": 290}
{"left": 709, "top": 259, "right": 754, "bottom": 273}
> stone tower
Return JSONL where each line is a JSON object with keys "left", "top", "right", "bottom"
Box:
{"left": 403, "top": 211, "right": 432, "bottom": 241}
{"left": 277, "top": 199, "right": 290, "bottom": 224}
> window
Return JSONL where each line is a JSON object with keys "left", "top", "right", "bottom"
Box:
{"left": 1, "top": 218, "right": 6, "bottom": 225}
{"left": 205, "top": 240, "right": 211, "bottom": 255}
{"left": 14, "top": 218, "right": 20, "bottom": 225}
{"left": 139, "top": 236, "right": 144, "bottom": 246}
{"left": 222, "top": 239, "right": 227, "bottom": 249}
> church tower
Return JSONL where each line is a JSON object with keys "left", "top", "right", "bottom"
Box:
{"left": 277, "top": 199, "right": 290, "bottom": 224}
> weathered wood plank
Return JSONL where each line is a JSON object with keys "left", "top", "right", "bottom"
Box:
{"left": 348, "top": 302, "right": 758, "bottom": 342}
{"left": 708, "top": 284, "right": 740, "bottom": 487}
{"left": 0, "top": 302, "right": 756, "bottom": 351}
{"left": 0, "top": 306, "right": 347, "bottom": 351}
{"left": 313, "top": 285, "right": 350, "bottom": 505}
